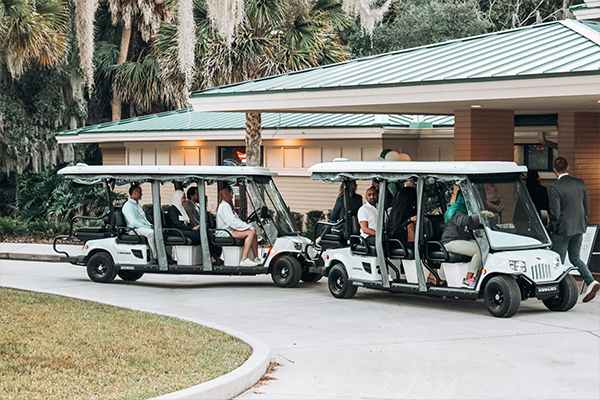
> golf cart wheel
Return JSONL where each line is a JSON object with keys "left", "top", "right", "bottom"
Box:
{"left": 86, "top": 252, "right": 117, "bottom": 283}
{"left": 542, "top": 274, "right": 578, "bottom": 312}
{"left": 328, "top": 264, "right": 357, "bottom": 299}
{"left": 271, "top": 255, "right": 302, "bottom": 288}
{"left": 484, "top": 275, "right": 521, "bottom": 318}
{"left": 117, "top": 271, "right": 144, "bottom": 282}
{"left": 301, "top": 270, "right": 323, "bottom": 283}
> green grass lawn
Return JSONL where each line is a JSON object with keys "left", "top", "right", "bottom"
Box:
{"left": 0, "top": 288, "right": 251, "bottom": 399}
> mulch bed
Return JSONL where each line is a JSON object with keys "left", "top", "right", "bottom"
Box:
{"left": 0, "top": 236, "right": 78, "bottom": 245}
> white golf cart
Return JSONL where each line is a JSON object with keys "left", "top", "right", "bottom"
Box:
{"left": 310, "top": 160, "right": 578, "bottom": 318}
{"left": 54, "top": 164, "right": 322, "bottom": 287}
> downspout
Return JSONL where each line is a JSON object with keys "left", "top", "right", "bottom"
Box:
{"left": 537, "top": 132, "right": 557, "bottom": 149}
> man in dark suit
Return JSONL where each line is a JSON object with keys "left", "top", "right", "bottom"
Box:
{"left": 549, "top": 157, "right": 598, "bottom": 302}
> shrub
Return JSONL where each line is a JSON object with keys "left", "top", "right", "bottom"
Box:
{"left": 17, "top": 164, "right": 111, "bottom": 223}
{"left": 142, "top": 204, "right": 171, "bottom": 225}
{"left": 26, "top": 219, "right": 71, "bottom": 239}
{"left": 291, "top": 212, "right": 304, "bottom": 232}
{"left": 304, "top": 210, "right": 325, "bottom": 240}
{"left": 0, "top": 217, "right": 26, "bottom": 237}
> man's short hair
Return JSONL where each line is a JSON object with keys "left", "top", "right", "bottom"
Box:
{"left": 366, "top": 186, "right": 377, "bottom": 194}
{"left": 554, "top": 157, "right": 568, "bottom": 173}
{"left": 187, "top": 186, "right": 198, "bottom": 199}
{"left": 129, "top": 184, "right": 141, "bottom": 196}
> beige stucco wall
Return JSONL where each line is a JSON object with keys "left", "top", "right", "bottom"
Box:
{"left": 100, "top": 133, "right": 456, "bottom": 216}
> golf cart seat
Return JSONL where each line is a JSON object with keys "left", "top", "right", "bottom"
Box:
{"left": 423, "top": 219, "right": 471, "bottom": 263}
{"left": 114, "top": 208, "right": 149, "bottom": 245}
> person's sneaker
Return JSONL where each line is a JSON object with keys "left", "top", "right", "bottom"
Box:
{"left": 239, "top": 258, "right": 258, "bottom": 267}
{"left": 582, "top": 280, "right": 600, "bottom": 303}
{"left": 253, "top": 257, "right": 263, "bottom": 264}
{"left": 462, "top": 277, "right": 476, "bottom": 289}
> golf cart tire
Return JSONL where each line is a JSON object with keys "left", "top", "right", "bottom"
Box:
{"left": 484, "top": 275, "right": 521, "bottom": 318}
{"left": 271, "top": 255, "right": 302, "bottom": 288}
{"left": 117, "top": 271, "right": 145, "bottom": 282}
{"left": 328, "top": 264, "right": 357, "bottom": 299}
{"left": 86, "top": 252, "right": 117, "bottom": 283}
{"left": 301, "top": 270, "right": 323, "bottom": 283}
{"left": 542, "top": 274, "right": 578, "bottom": 312}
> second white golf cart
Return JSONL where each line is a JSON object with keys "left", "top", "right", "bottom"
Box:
{"left": 310, "top": 160, "right": 578, "bottom": 318}
{"left": 54, "top": 164, "right": 322, "bottom": 287}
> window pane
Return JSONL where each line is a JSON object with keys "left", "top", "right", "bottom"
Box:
{"left": 526, "top": 145, "right": 549, "bottom": 170}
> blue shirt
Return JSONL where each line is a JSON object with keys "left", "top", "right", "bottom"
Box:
{"left": 122, "top": 198, "right": 152, "bottom": 229}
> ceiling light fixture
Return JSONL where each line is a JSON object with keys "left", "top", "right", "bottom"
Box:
{"left": 471, "top": 105, "right": 482, "bottom": 108}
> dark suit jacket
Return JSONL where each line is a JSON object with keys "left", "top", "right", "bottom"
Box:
{"left": 183, "top": 200, "right": 201, "bottom": 226}
{"left": 549, "top": 174, "right": 589, "bottom": 236}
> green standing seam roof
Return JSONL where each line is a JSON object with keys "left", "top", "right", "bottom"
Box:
{"left": 55, "top": 110, "right": 454, "bottom": 137}
{"left": 189, "top": 20, "right": 600, "bottom": 98}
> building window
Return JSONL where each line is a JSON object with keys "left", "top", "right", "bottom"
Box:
{"left": 218, "top": 146, "right": 262, "bottom": 166}
{"left": 515, "top": 144, "right": 557, "bottom": 171}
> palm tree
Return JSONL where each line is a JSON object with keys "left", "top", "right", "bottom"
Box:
{"left": 0, "top": 0, "right": 69, "bottom": 79}
{"left": 157, "top": 0, "right": 348, "bottom": 166}
{"left": 204, "top": 0, "right": 391, "bottom": 44}
{"left": 105, "top": 0, "right": 173, "bottom": 120}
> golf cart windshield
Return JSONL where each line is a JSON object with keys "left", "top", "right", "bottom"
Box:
{"left": 248, "top": 176, "right": 299, "bottom": 235}
{"left": 469, "top": 174, "right": 551, "bottom": 250}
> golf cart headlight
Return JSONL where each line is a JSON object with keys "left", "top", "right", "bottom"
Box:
{"left": 509, "top": 260, "right": 526, "bottom": 272}
{"left": 553, "top": 257, "right": 561, "bottom": 269}
{"left": 294, "top": 242, "right": 302, "bottom": 250}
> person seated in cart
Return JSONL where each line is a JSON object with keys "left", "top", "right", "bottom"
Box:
{"left": 358, "top": 186, "right": 379, "bottom": 247}
{"left": 122, "top": 184, "right": 158, "bottom": 261}
{"left": 165, "top": 190, "right": 200, "bottom": 245}
{"left": 216, "top": 183, "right": 261, "bottom": 267}
{"left": 439, "top": 192, "right": 482, "bottom": 289}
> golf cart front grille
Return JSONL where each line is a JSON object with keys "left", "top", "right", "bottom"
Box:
{"left": 530, "top": 263, "right": 551, "bottom": 280}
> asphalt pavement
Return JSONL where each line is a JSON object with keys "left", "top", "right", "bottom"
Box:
{"left": 0, "top": 244, "right": 599, "bottom": 399}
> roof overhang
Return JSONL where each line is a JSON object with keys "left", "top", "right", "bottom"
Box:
{"left": 190, "top": 74, "right": 600, "bottom": 115}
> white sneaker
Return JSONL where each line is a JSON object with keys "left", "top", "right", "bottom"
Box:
{"left": 582, "top": 280, "right": 600, "bottom": 303}
{"left": 254, "top": 257, "right": 263, "bottom": 264}
{"left": 239, "top": 258, "right": 258, "bottom": 267}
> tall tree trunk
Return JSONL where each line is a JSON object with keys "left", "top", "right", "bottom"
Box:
{"left": 111, "top": 22, "right": 132, "bottom": 121}
{"left": 245, "top": 112, "right": 262, "bottom": 166}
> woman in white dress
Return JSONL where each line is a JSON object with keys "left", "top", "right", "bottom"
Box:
{"left": 216, "top": 183, "right": 260, "bottom": 267}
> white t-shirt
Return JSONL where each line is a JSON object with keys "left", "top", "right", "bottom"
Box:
{"left": 216, "top": 201, "right": 254, "bottom": 236}
{"left": 357, "top": 202, "right": 378, "bottom": 238}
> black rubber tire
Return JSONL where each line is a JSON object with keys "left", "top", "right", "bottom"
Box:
{"left": 301, "top": 270, "right": 323, "bottom": 283}
{"left": 484, "top": 275, "right": 521, "bottom": 318}
{"left": 271, "top": 255, "right": 302, "bottom": 288}
{"left": 328, "top": 264, "right": 357, "bottom": 299}
{"left": 542, "top": 274, "right": 578, "bottom": 312}
{"left": 117, "top": 271, "right": 144, "bottom": 282}
{"left": 86, "top": 252, "right": 117, "bottom": 283}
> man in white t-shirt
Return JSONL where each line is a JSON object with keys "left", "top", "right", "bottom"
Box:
{"left": 357, "top": 186, "right": 379, "bottom": 246}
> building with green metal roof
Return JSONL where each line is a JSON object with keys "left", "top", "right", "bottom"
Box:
{"left": 187, "top": 19, "right": 600, "bottom": 237}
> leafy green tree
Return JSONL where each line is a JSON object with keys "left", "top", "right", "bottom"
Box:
{"left": 479, "top": 0, "right": 581, "bottom": 32}
{"left": 342, "top": 0, "right": 492, "bottom": 58}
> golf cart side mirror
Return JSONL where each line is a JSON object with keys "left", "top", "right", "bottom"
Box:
{"left": 468, "top": 214, "right": 482, "bottom": 230}
{"left": 260, "top": 206, "right": 270, "bottom": 219}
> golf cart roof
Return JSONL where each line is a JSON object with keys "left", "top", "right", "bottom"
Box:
{"left": 58, "top": 164, "right": 277, "bottom": 185}
{"left": 309, "top": 160, "right": 527, "bottom": 182}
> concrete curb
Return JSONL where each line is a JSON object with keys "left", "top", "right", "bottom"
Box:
{"left": 0, "top": 253, "right": 63, "bottom": 262}
{"left": 153, "top": 319, "right": 270, "bottom": 400}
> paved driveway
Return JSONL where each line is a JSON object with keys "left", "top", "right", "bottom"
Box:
{"left": 1, "top": 259, "right": 598, "bottom": 399}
